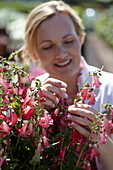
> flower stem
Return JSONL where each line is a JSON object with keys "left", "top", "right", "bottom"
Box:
{"left": 75, "top": 135, "right": 90, "bottom": 169}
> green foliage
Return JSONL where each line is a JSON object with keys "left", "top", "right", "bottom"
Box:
{"left": 94, "top": 6, "right": 113, "bottom": 48}
{"left": 71, "top": 5, "right": 84, "bottom": 18}
{"left": 0, "top": 0, "right": 40, "bottom": 13}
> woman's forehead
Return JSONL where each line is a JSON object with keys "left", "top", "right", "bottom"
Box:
{"left": 36, "top": 13, "right": 77, "bottom": 41}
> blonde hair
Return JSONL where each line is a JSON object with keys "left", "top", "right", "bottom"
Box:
{"left": 22, "top": 0, "right": 86, "bottom": 64}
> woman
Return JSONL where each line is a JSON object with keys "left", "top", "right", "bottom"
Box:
{"left": 22, "top": 1, "right": 113, "bottom": 169}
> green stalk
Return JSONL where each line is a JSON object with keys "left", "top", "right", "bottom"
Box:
{"left": 15, "top": 135, "right": 20, "bottom": 152}
{"left": 79, "top": 74, "right": 91, "bottom": 91}
{"left": 60, "top": 124, "right": 68, "bottom": 170}
{"left": 75, "top": 104, "right": 104, "bottom": 169}
{"left": 74, "top": 135, "right": 90, "bottom": 169}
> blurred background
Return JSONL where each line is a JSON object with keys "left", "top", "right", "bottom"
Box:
{"left": 0, "top": 0, "right": 113, "bottom": 73}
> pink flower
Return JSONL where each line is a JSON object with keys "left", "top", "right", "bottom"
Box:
{"left": 39, "top": 90, "right": 46, "bottom": 103}
{"left": 4, "top": 96, "right": 9, "bottom": 103}
{"left": 21, "top": 87, "right": 28, "bottom": 99}
{"left": 0, "top": 149, "right": 4, "bottom": 157}
{"left": 39, "top": 113, "right": 53, "bottom": 128}
{"left": 54, "top": 108, "right": 59, "bottom": 116}
{"left": 71, "top": 130, "right": 80, "bottom": 145}
{"left": 0, "top": 149, "right": 7, "bottom": 168}
{"left": 43, "top": 136, "right": 49, "bottom": 147}
{"left": 60, "top": 147, "right": 66, "bottom": 160}
{"left": 0, "top": 78, "right": 9, "bottom": 93}
{"left": 60, "top": 98, "right": 66, "bottom": 107}
{"left": 27, "top": 123, "right": 34, "bottom": 134}
{"left": 9, "top": 111, "right": 18, "bottom": 127}
{"left": 90, "top": 146, "right": 100, "bottom": 160}
{"left": 22, "top": 106, "right": 34, "bottom": 120}
{"left": 99, "top": 131, "right": 107, "bottom": 145}
{"left": 23, "top": 95, "right": 34, "bottom": 107}
{"left": 29, "top": 66, "right": 46, "bottom": 81}
{"left": 0, "top": 158, "right": 2, "bottom": 168}
{"left": 88, "top": 91, "right": 96, "bottom": 105}
{"left": 82, "top": 161, "right": 91, "bottom": 170}
{"left": 103, "top": 117, "right": 113, "bottom": 136}
{"left": 0, "top": 122, "right": 11, "bottom": 138}
{"left": 37, "top": 142, "right": 42, "bottom": 155}
{"left": 81, "top": 88, "right": 88, "bottom": 100}
{"left": 19, "top": 123, "right": 28, "bottom": 138}
{"left": 42, "top": 129, "right": 49, "bottom": 147}
{"left": 93, "top": 75, "right": 101, "bottom": 88}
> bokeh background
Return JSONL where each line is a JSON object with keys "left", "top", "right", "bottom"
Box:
{"left": 0, "top": 0, "right": 113, "bottom": 73}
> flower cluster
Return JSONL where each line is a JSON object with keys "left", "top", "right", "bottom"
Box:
{"left": 0, "top": 53, "right": 113, "bottom": 170}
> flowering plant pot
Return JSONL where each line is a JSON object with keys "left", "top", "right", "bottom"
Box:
{"left": 0, "top": 51, "right": 113, "bottom": 170}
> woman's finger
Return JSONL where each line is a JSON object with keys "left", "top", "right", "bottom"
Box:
{"left": 68, "top": 106, "right": 95, "bottom": 122}
{"left": 67, "top": 114, "right": 93, "bottom": 129}
{"left": 71, "top": 122, "right": 89, "bottom": 138}
{"left": 69, "top": 103, "right": 97, "bottom": 114}
{"left": 41, "top": 88, "right": 59, "bottom": 106}
{"left": 41, "top": 98, "right": 56, "bottom": 108}
{"left": 43, "top": 84, "right": 68, "bottom": 99}
{"left": 43, "top": 78, "right": 67, "bottom": 88}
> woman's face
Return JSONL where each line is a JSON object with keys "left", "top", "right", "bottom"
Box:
{"left": 36, "top": 13, "right": 82, "bottom": 79}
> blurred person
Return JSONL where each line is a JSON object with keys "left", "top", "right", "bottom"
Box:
{"left": 0, "top": 27, "right": 10, "bottom": 59}
{"left": 22, "top": 1, "right": 113, "bottom": 169}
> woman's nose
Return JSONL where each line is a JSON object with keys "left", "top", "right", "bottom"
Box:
{"left": 55, "top": 44, "right": 67, "bottom": 58}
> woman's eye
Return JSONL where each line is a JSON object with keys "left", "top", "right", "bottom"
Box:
{"left": 42, "top": 45, "right": 53, "bottom": 50}
{"left": 64, "top": 40, "right": 74, "bottom": 44}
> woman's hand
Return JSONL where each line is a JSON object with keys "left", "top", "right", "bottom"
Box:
{"left": 41, "top": 78, "right": 68, "bottom": 108}
{"left": 67, "top": 103, "right": 101, "bottom": 143}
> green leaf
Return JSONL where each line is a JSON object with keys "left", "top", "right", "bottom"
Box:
{"left": 1, "top": 164, "right": 10, "bottom": 170}
{"left": 29, "top": 149, "right": 40, "bottom": 165}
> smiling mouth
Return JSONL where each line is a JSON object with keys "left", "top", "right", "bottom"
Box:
{"left": 54, "top": 59, "right": 72, "bottom": 67}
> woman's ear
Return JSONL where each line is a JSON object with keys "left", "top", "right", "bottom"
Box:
{"left": 78, "top": 33, "right": 86, "bottom": 47}
{"left": 33, "top": 52, "right": 39, "bottom": 60}
{"left": 78, "top": 35, "right": 83, "bottom": 47}
{"left": 80, "top": 57, "right": 84, "bottom": 71}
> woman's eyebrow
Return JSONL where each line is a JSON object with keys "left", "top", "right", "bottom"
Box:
{"left": 63, "top": 34, "right": 73, "bottom": 39}
{"left": 40, "top": 40, "right": 52, "bottom": 43}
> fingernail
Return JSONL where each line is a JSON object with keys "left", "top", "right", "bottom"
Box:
{"left": 67, "top": 114, "right": 73, "bottom": 119}
{"left": 71, "top": 122, "right": 77, "bottom": 127}
{"left": 55, "top": 98, "right": 59, "bottom": 104}
{"left": 62, "top": 92, "right": 68, "bottom": 98}
{"left": 52, "top": 104, "right": 55, "bottom": 108}
{"left": 61, "top": 82, "right": 67, "bottom": 88}
{"left": 68, "top": 107, "right": 73, "bottom": 112}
